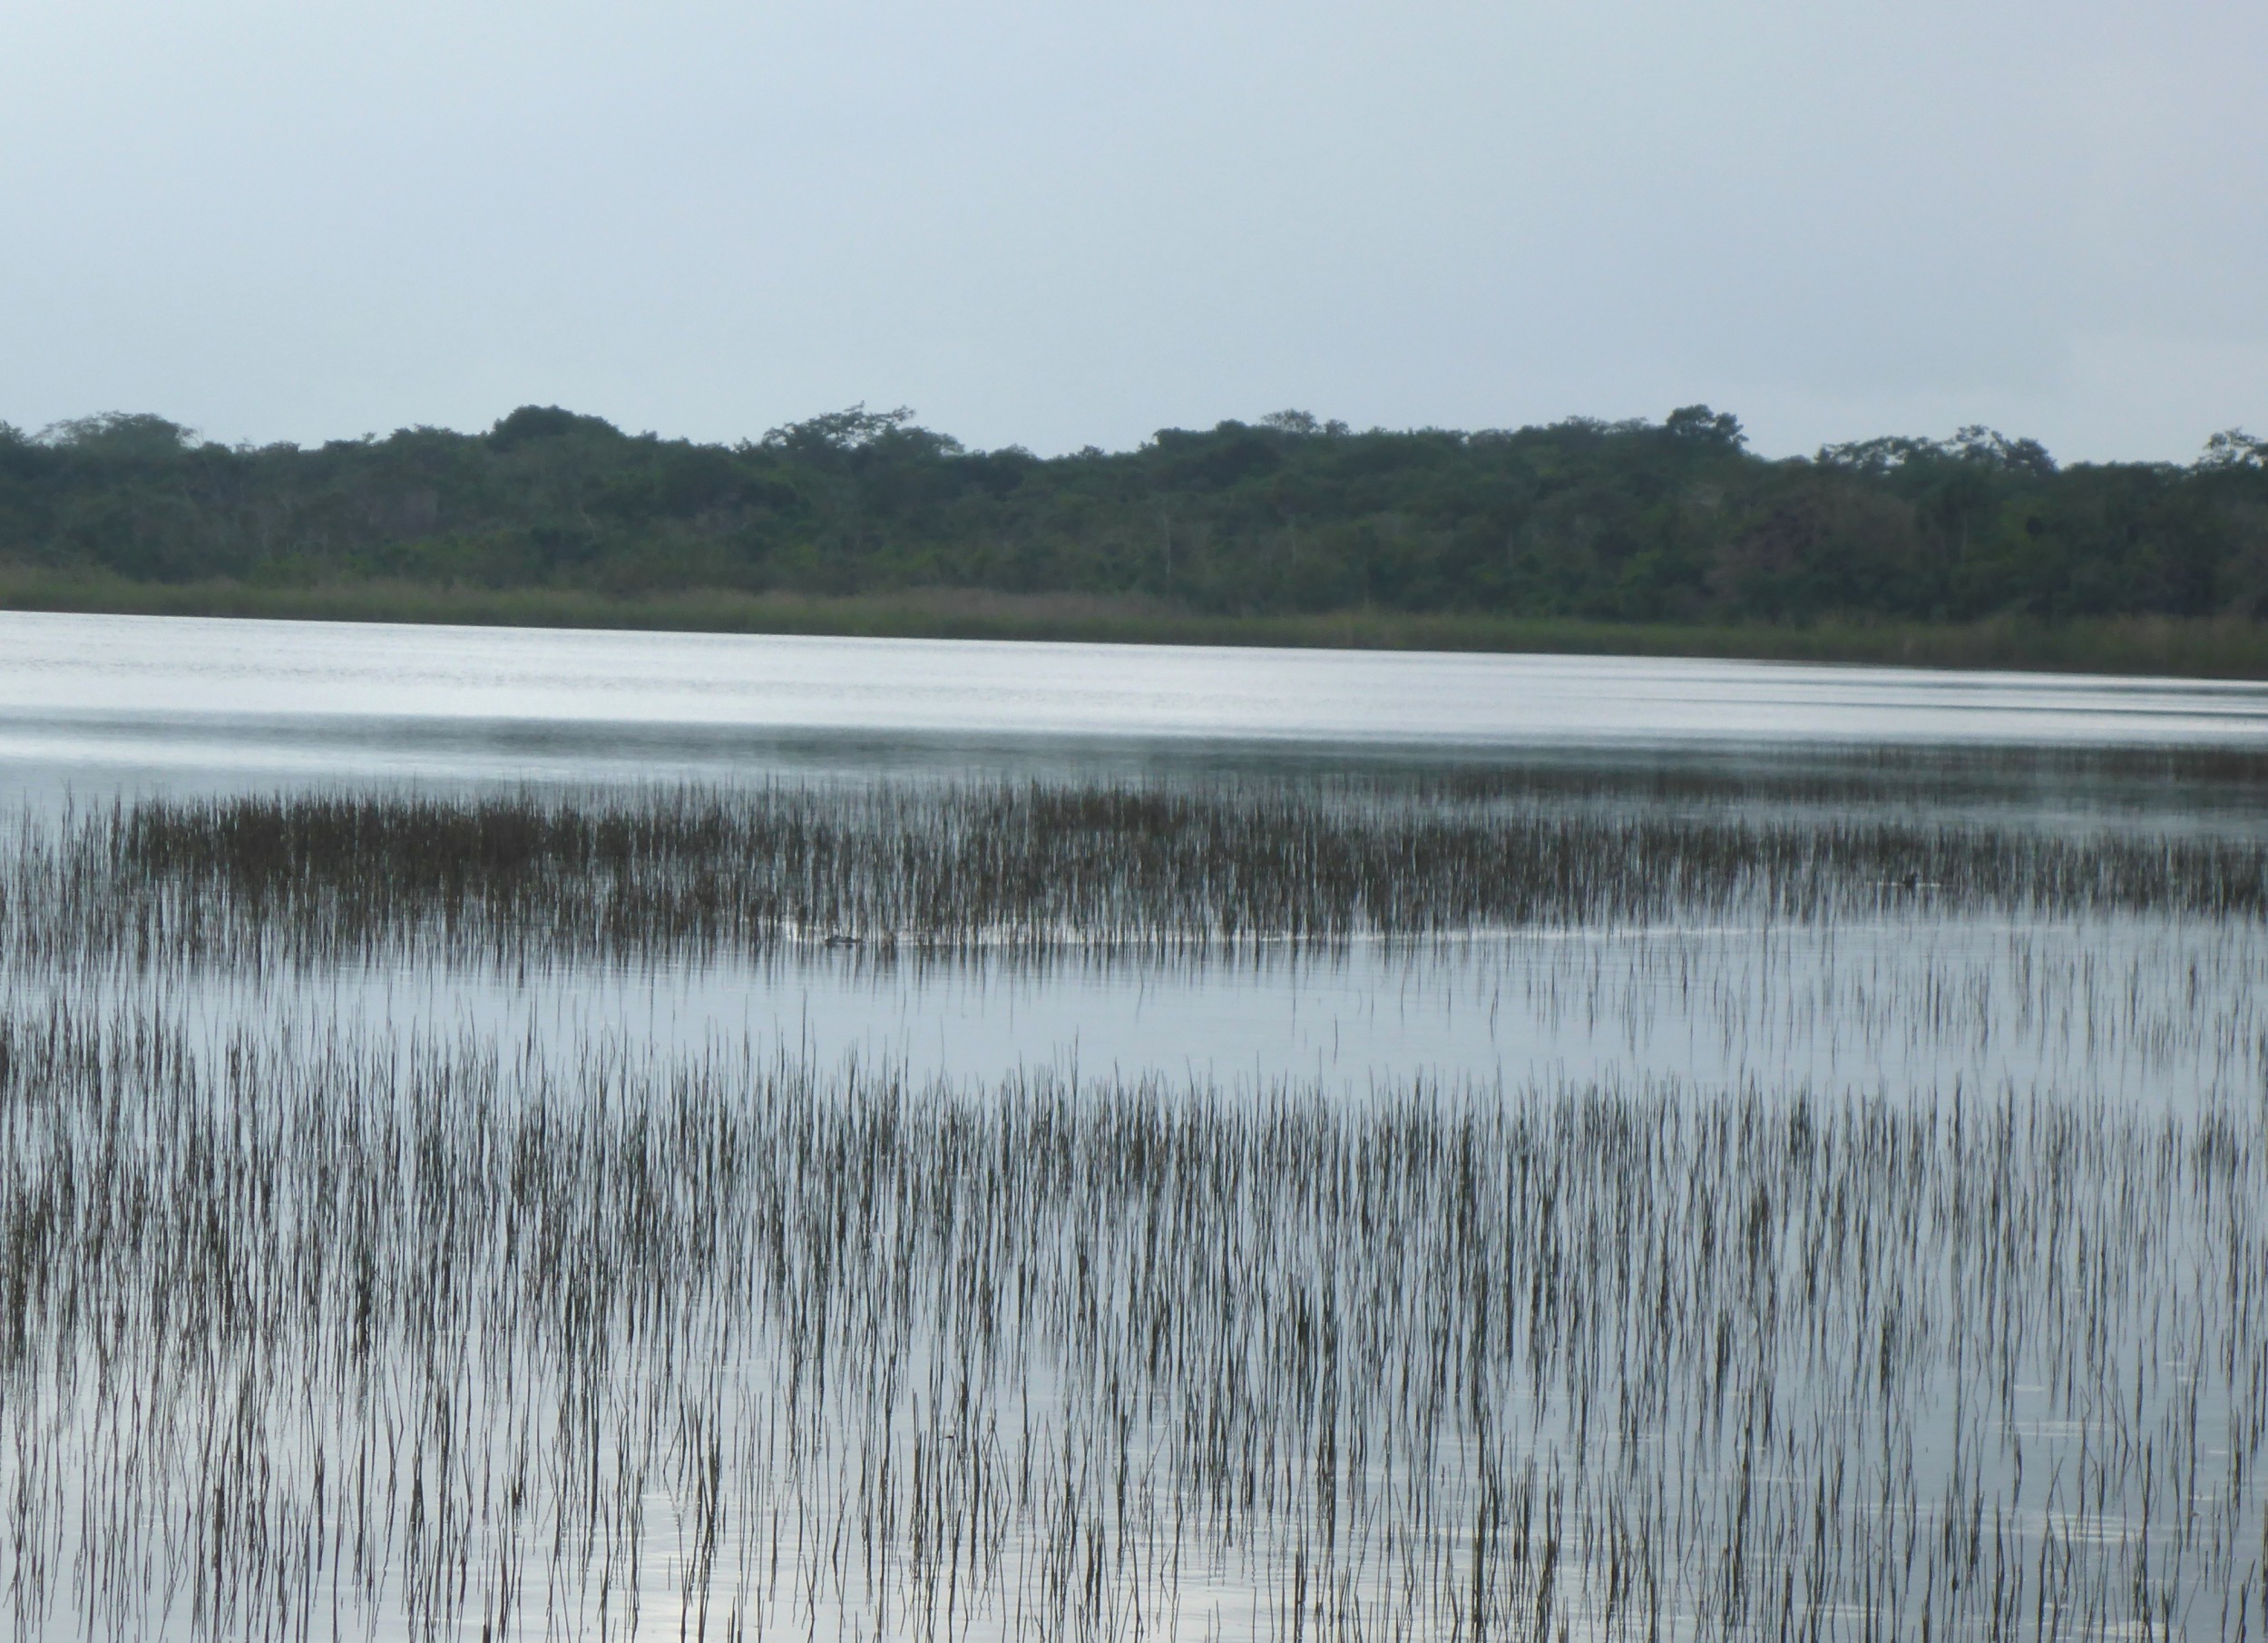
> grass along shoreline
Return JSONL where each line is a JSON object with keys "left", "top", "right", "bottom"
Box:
{"left": 4, "top": 566, "right": 2267, "bottom": 678}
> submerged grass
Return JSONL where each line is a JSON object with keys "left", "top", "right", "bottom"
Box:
{"left": 5, "top": 781, "right": 2265, "bottom": 971}
{"left": 0, "top": 1003, "right": 2261, "bottom": 1639}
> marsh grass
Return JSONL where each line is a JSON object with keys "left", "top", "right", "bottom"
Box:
{"left": 6, "top": 767, "right": 2265, "bottom": 1638}
{"left": 0, "top": 1003, "right": 2261, "bottom": 1639}
{"left": 5, "top": 781, "right": 2263, "bottom": 972}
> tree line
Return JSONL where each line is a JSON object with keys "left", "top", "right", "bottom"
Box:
{"left": 3, "top": 403, "right": 2264, "bottom": 624}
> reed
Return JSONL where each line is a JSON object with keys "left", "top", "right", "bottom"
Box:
{"left": 5, "top": 757, "right": 2262, "bottom": 1638}
{"left": 5, "top": 780, "right": 2263, "bottom": 973}
{"left": 0, "top": 1001, "right": 2260, "bottom": 1639}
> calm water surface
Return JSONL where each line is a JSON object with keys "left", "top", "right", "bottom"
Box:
{"left": 5, "top": 610, "right": 2267, "bottom": 800}
{"left": 36, "top": 912, "right": 2253, "bottom": 1112}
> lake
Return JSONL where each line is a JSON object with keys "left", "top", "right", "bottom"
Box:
{"left": 5, "top": 608, "right": 2268, "bottom": 800}
{"left": 3, "top": 610, "right": 2263, "bottom": 1640}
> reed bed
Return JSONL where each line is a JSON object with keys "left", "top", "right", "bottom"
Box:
{"left": 5, "top": 781, "right": 2264, "bottom": 971}
{"left": 0, "top": 1002, "right": 2262, "bottom": 1640}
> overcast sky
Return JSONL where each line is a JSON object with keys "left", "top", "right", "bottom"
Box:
{"left": 4, "top": 0, "right": 2263, "bottom": 462}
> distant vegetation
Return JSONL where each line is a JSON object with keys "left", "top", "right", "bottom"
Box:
{"left": 4, "top": 403, "right": 2266, "bottom": 653}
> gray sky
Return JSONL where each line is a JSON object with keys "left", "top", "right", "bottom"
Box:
{"left": 5, "top": 0, "right": 2263, "bottom": 462}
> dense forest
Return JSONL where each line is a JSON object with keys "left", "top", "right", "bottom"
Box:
{"left": 2, "top": 404, "right": 2264, "bottom": 625}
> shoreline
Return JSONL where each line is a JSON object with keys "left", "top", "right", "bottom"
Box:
{"left": 4, "top": 570, "right": 2264, "bottom": 680}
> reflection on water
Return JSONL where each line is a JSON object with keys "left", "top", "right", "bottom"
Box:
{"left": 4, "top": 612, "right": 2266, "bottom": 1638}
{"left": 5, "top": 609, "right": 2268, "bottom": 806}
{"left": 20, "top": 912, "right": 2263, "bottom": 1114}
{"left": 8, "top": 1008, "right": 2262, "bottom": 1642}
